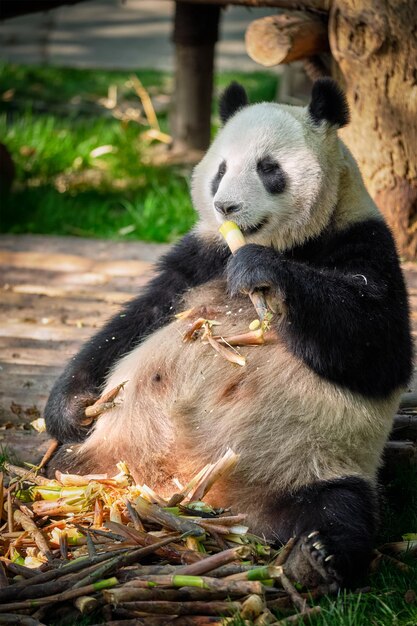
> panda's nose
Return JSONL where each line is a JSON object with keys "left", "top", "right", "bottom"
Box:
{"left": 214, "top": 201, "right": 242, "bottom": 216}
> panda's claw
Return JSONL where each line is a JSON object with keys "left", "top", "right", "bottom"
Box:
{"left": 283, "top": 531, "right": 342, "bottom": 592}
{"left": 307, "top": 530, "right": 320, "bottom": 539}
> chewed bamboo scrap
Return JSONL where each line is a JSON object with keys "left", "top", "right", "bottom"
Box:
{"left": 182, "top": 317, "right": 246, "bottom": 367}
{"left": 83, "top": 380, "right": 127, "bottom": 424}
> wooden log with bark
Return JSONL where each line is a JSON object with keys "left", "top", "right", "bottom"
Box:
{"left": 245, "top": 11, "right": 329, "bottom": 67}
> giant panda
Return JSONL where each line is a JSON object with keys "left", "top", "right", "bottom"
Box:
{"left": 44, "top": 79, "right": 412, "bottom": 590}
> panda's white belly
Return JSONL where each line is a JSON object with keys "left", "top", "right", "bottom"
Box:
{"left": 77, "top": 280, "right": 400, "bottom": 510}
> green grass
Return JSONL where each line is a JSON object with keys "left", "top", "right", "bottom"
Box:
{"left": 0, "top": 63, "right": 278, "bottom": 242}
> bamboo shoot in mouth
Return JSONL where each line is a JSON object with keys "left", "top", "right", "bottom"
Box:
{"left": 219, "top": 220, "right": 273, "bottom": 328}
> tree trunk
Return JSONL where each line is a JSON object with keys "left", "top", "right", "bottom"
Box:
{"left": 329, "top": 0, "right": 417, "bottom": 259}
{"left": 171, "top": 2, "right": 220, "bottom": 155}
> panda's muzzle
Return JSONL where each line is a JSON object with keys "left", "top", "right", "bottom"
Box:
{"left": 214, "top": 200, "right": 243, "bottom": 217}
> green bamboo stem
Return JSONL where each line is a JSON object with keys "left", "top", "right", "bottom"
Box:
{"left": 112, "top": 599, "right": 242, "bottom": 616}
{"left": 0, "top": 549, "right": 129, "bottom": 602}
{"left": 0, "top": 577, "right": 118, "bottom": 612}
{"left": 135, "top": 497, "right": 205, "bottom": 537}
{"left": 116, "top": 574, "right": 263, "bottom": 595}
{"left": 176, "top": 546, "right": 251, "bottom": 577}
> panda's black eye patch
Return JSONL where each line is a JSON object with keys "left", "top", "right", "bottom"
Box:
{"left": 257, "top": 157, "right": 286, "bottom": 194}
{"left": 211, "top": 160, "right": 227, "bottom": 196}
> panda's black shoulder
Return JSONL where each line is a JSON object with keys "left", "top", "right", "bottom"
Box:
{"left": 157, "top": 231, "right": 230, "bottom": 285}
{"left": 290, "top": 218, "right": 401, "bottom": 271}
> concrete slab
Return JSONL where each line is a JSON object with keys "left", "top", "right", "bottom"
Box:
{"left": 0, "top": 0, "right": 277, "bottom": 72}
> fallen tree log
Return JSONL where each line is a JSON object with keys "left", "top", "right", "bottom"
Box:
{"left": 245, "top": 11, "right": 329, "bottom": 66}
{"left": 391, "top": 415, "right": 417, "bottom": 440}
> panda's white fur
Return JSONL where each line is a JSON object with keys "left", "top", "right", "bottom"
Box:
{"left": 45, "top": 80, "right": 412, "bottom": 588}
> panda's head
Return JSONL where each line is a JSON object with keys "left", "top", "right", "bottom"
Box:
{"left": 191, "top": 78, "right": 351, "bottom": 251}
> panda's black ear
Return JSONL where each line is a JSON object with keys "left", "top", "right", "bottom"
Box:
{"left": 308, "top": 78, "right": 350, "bottom": 128}
{"left": 219, "top": 82, "right": 249, "bottom": 124}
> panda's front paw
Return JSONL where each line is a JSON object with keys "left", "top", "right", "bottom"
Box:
{"left": 44, "top": 387, "right": 98, "bottom": 443}
{"left": 284, "top": 531, "right": 341, "bottom": 594}
{"left": 226, "top": 244, "right": 281, "bottom": 297}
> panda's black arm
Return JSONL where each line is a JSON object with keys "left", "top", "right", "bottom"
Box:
{"left": 227, "top": 219, "right": 412, "bottom": 398}
{"left": 45, "top": 232, "right": 230, "bottom": 443}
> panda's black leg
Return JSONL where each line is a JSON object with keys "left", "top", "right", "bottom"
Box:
{"left": 267, "top": 476, "right": 378, "bottom": 590}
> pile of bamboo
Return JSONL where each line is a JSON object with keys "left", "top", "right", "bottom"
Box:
{"left": 0, "top": 453, "right": 321, "bottom": 626}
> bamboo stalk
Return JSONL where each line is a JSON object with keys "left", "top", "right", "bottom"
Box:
{"left": 105, "top": 523, "right": 203, "bottom": 564}
{"left": 271, "top": 606, "right": 321, "bottom": 624}
{"left": 74, "top": 594, "right": 98, "bottom": 614}
{"left": 111, "top": 586, "right": 258, "bottom": 602}
{"left": 277, "top": 570, "right": 306, "bottom": 613}
{"left": 36, "top": 439, "right": 59, "bottom": 471}
{"left": 273, "top": 538, "right": 296, "bottom": 566}
{"left": 0, "top": 472, "right": 4, "bottom": 522}
{"left": 176, "top": 546, "right": 251, "bottom": 577}
{"left": 206, "top": 334, "right": 246, "bottom": 366}
{"left": 0, "top": 550, "right": 129, "bottom": 601}
{"left": 241, "top": 594, "right": 265, "bottom": 620}
{"left": 13, "top": 510, "right": 53, "bottom": 564}
{"left": 0, "top": 577, "right": 119, "bottom": 612}
{"left": 226, "top": 565, "right": 283, "bottom": 582}
{"left": 4, "top": 562, "right": 42, "bottom": 578}
{"left": 125, "top": 498, "right": 144, "bottom": 532}
{"left": 219, "top": 221, "right": 272, "bottom": 323}
{"left": 0, "top": 561, "right": 9, "bottom": 588}
{"left": 83, "top": 381, "right": 126, "bottom": 423}
{"left": 0, "top": 616, "right": 46, "bottom": 626}
{"left": 73, "top": 534, "right": 187, "bottom": 590}
{"left": 3, "top": 463, "right": 53, "bottom": 486}
{"left": 112, "top": 574, "right": 264, "bottom": 596}
{"left": 134, "top": 498, "right": 205, "bottom": 537}
{"left": 7, "top": 489, "right": 13, "bottom": 533}
{"left": 112, "top": 599, "right": 242, "bottom": 616}
{"left": 190, "top": 448, "right": 239, "bottom": 502}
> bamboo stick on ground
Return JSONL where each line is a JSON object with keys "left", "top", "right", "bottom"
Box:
{"left": 277, "top": 569, "right": 306, "bottom": 613}
{"left": 108, "top": 575, "right": 264, "bottom": 596}
{"left": 105, "top": 523, "right": 203, "bottom": 565}
{"left": 176, "top": 546, "right": 251, "bottom": 577}
{"left": 74, "top": 594, "right": 99, "bottom": 614}
{"left": 125, "top": 499, "right": 145, "bottom": 532}
{"left": 36, "top": 439, "right": 59, "bottom": 471}
{"left": 134, "top": 498, "right": 205, "bottom": 537}
{"left": 271, "top": 606, "right": 321, "bottom": 624}
{"left": 4, "top": 562, "right": 42, "bottom": 578}
{"left": 0, "top": 616, "right": 47, "bottom": 626}
{"left": 0, "top": 578, "right": 119, "bottom": 613}
{"left": 241, "top": 594, "right": 265, "bottom": 620}
{"left": 0, "top": 550, "right": 129, "bottom": 601}
{"left": 0, "top": 560, "right": 9, "bottom": 588}
{"left": 3, "top": 463, "right": 53, "bottom": 486}
{"left": 0, "top": 471, "right": 4, "bottom": 522}
{"left": 113, "top": 599, "right": 243, "bottom": 616}
{"left": 13, "top": 510, "right": 53, "bottom": 564}
{"left": 106, "top": 586, "right": 260, "bottom": 603}
{"left": 273, "top": 538, "right": 296, "bottom": 566}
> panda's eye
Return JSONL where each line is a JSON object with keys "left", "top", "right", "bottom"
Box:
{"left": 257, "top": 157, "right": 286, "bottom": 195}
{"left": 211, "top": 160, "right": 227, "bottom": 196}
{"left": 218, "top": 161, "right": 227, "bottom": 177}
{"left": 257, "top": 158, "right": 280, "bottom": 174}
